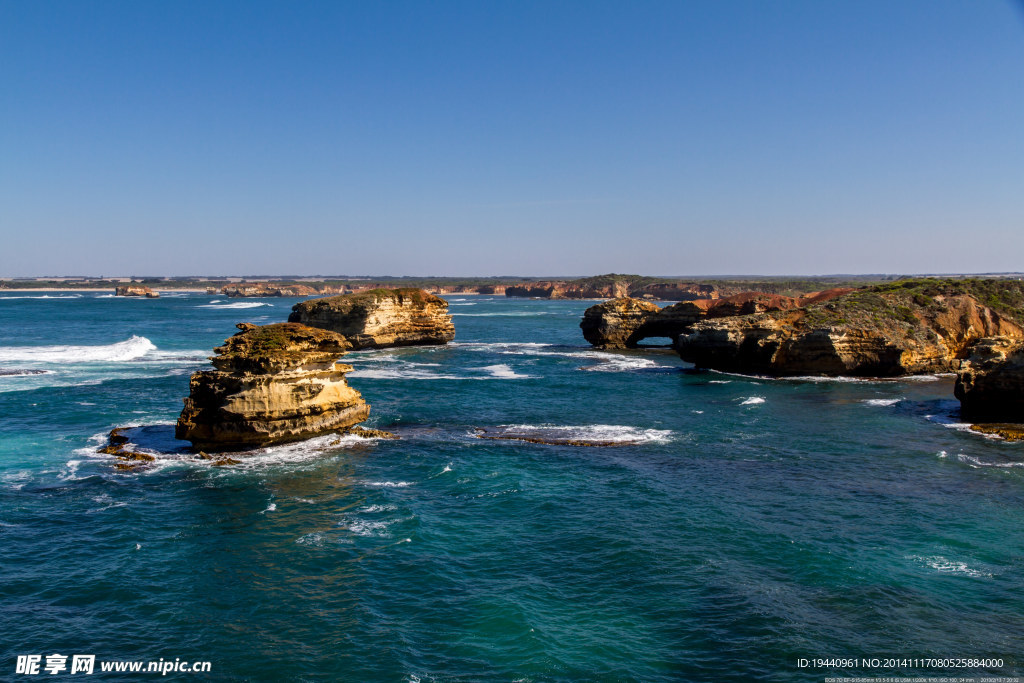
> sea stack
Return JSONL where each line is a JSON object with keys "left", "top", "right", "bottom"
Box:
{"left": 175, "top": 323, "right": 369, "bottom": 451}
{"left": 115, "top": 285, "right": 159, "bottom": 298}
{"left": 288, "top": 288, "right": 455, "bottom": 350}
{"left": 580, "top": 297, "right": 662, "bottom": 348}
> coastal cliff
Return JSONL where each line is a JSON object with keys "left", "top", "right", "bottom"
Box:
{"left": 955, "top": 337, "right": 1024, "bottom": 422}
{"left": 677, "top": 280, "right": 1024, "bottom": 376}
{"left": 176, "top": 323, "right": 369, "bottom": 451}
{"left": 508, "top": 275, "right": 717, "bottom": 301}
{"left": 288, "top": 288, "right": 455, "bottom": 350}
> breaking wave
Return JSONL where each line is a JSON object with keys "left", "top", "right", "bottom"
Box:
{"left": 0, "top": 336, "right": 155, "bottom": 363}
{"left": 196, "top": 302, "right": 274, "bottom": 309}
{"left": 476, "top": 423, "right": 674, "bottom": 446}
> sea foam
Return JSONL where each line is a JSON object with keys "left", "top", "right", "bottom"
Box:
{"left": 0, "top": 335, "right": 156, "bottom": 363}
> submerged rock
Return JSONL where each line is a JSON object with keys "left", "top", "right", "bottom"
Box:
{"left": 97, "top": 427, "right": 157, "bottom": 469}
{"left": 677, "top": 279, "right": 1024, "bottom": 377}
{"left": 288, "top": 288, "right": 455, "bottom": 350}
{"left": 969, "top": 423, "right": 1024, "bottom": 442}
{"left": 955, "top": 336, "right": 1024, "bottom": 422}
{"left": 175, "top": 323, "right": 370, "bottom": 451}
{"left": 348, "top": 426, "right": 399, "bottom": 440}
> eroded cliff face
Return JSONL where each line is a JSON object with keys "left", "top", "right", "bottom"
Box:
{"left": 678, "top": 289, "right": 1024, "bottom": 377}
{"left": 222, "top": 284, "right": 323, "bottom": 297}
{"left": 176, "top": 323, "right": 369, "bottom": 451}
{"left": 955, "top": 337, "right": 1024, "bottom": 422}
{"left": 288, "top": 288, "right": 455, "bottom": 350}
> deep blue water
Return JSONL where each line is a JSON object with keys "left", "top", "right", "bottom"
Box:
{"left": 1, "top": 292, "right": 1023, "bottom": 681}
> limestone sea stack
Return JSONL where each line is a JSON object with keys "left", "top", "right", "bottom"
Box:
{"left": 176, "top": 323, "right": 369, "bottom": 451}
{"left": 580, "top": 298, "right": 662, "bottom": 348}
{"left": 288, "top": 288, "right": 455, "bottom": 350}
{"left": 115, "top": 285, "right": 159, "bottom": 298}
{"left": 955, "top": 337, "right": 1024, "bottom": 422}
{"left": 677, "top": 280, "right": 1024, "bottom": 377}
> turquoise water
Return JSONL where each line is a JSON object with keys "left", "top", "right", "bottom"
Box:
{"left": 1, "top": 292, "right": 1023, "bottom": 681}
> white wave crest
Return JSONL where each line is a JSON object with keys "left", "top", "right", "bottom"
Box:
{"left": 863, "top": 398, "right": 902, "bottom": 406}
{"left": 480, "top": 423, "right": 673, "bottom": 445}
{"left": 196, "top": 302, "right": 273, "bottom": 309}
{"left": 739, "top": 397, "right": 765, "bottom": 405}
{"left": 349, "top": 359, "right": 534, "bottom": 380}
{"left": 909, "top": 555, "right": 992, "bottom": 578}
{"left": 481, "top": 364, "right": 534, "bottom": 379}
{"left": 0, "top": 294, "right": 82, "bottom": 300}
{"left": 0, "top": 335, "right": 155, "bottom": 363}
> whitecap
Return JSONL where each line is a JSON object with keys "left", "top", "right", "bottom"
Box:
{"left": 0, "top": 294, "right": 82, "bottom": 300}
{"left": 344, "top": 518, "right": 396, "bottom": 537}
{"left": 362, "top": 481, "right": 413, "bottom": 488}
{"left": 296, "top": 532, "right": 326, "bottom": 547}
{"left": 909, "top": 555, "right": 992, "bottom": 578}
{"left": 953, "top": 453, "right": 1024, "bottom": 469}
{"left": 477, "top": 423, "right": 673, "bottom": 446}
{"left": 0, "top": 335, "right": 155, "bottom": 363}
{"left": 195, "top": 302, "right": 273, "bottom": 309}
{"left": 863, "top": 398, "right": 902, "bottom": 407}
{"left": 261, "top": 502, "right": 277, "bottom": 514}
{"left": 481, "top": 364, "right": 534, "bottom": 379}
{"left": 360, "top": 504, "right": 398, "bottom": 513}
{"left": 739, "top": 397, "right": 765, "bottom": 405}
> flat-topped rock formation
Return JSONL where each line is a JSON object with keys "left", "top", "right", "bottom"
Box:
{"left": 222, "top": 283, "right": 322, "bottom": 297}
{"left": 288, "top": 288, "right": 455, "bottom": 350}
{"left": 678, "top": 280, "right": 1024, "bottom": 376}
{"left": 115, "top": 285, "right": 159, "bottom": 298}
{"left": 176, "top": 323, "right": 369, "bottom": 451}
{"left": 955, "top": 336, "right": 1024, "bottom": 422}
{"left": 507, "top": 277, "right": 717, "bottom": 301}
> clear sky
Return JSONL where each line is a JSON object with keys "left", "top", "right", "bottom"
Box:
{"left": 1, "top": 0, "right": 1022, "bottom": 277}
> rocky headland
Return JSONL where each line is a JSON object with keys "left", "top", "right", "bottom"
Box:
{"left": 581, "top": 289, "right": 852, "bottom": 349}
{"left": 288, "top": 288, "right": 455, "bottom": 350}
{"left": 677, "top": 280, "right": 1024, "bottom": 377}
{"left": 175, "top": 323, "right": 370, "bottom": 451}
{"left": 115, "top": 286, "right": 159, "bottom": 298}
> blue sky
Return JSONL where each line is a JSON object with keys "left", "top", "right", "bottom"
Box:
{"left": 1, "top": 0, "right": 1022, "bottom": 277}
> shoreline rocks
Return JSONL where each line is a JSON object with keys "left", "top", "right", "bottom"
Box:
{"left": 175, "top": 323, "right": 370, "bottom": 452}
{"left": 288, "top": 288, "right": 455, "bottom": 350}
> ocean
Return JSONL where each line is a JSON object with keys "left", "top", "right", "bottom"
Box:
{"left": 1, "top": 292, "right": 1022, "bottom": 681}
